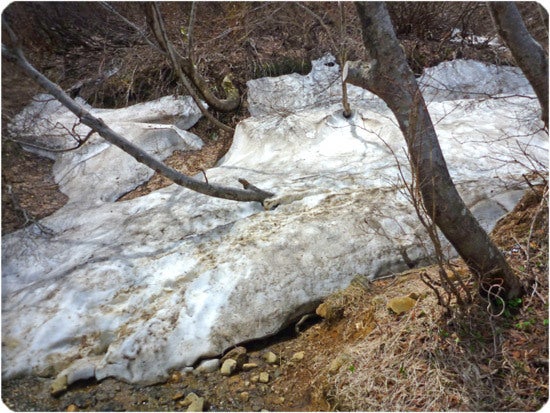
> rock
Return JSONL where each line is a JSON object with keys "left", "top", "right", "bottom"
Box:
{"left": 262, "top": 352, "right": 278, "bottom": 364}
{"left": 316, "top": 301, "right": 344, "bottom": 323}
{"left": 195, "top": 358, "right": 220, "bottom": 374}
{"left": 187, "top": 397, "right": 205, "bottom": 412}
{"left": 291, "top": 351, "right": 305, "bottom": 362}
{"left": 170, "top": 371, "right": 183, "bottom": 383}
{"left": 387, "top": 296, "right": 417, "bottom": 315}
{"left": 315, "top": 303, "right": 328, "bottom": 318}
{"left": 259, "top": 372, "right": 270, "bottom": 383}
{"left": 221, "top": 346, "right": 248, "bottom": 369}
{"left": 239, "top": 391, "right": 250, "bottom": 402}
{"left": 242, "top": 363, "right": 258, "bottom": 371}
{"left": 180, "top": 393, "right": 200, "bottom": 407}
{"left": 172, "top": 392, "right": 185, "bottom": 401}
{"left": 66, "top": 404, "right": 78, "bottom": 412}
{"left": 50, "top": 374, "right": 68, "bottom": 396}
{"left": 222, "top": 346, "right": 247, "bottom": 359}
{"left": 220, "top": 359, "right": 238, "bottom": 376}
{"left": 179, "top": 392, "right": 205, "bottom": 412}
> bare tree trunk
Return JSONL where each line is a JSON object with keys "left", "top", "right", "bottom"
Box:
{"left": 346, "top": 2, "right": 522, "bottom": 299}
{"left": 487, "top": 2, "right": 549, "bottom": 129}
{"left": 142, "top": 3, "right": 240, "bottom": 113}
{"left": 2, "top": 31, "right": 274, "bottom": 204}
{"left": 145, "top": 3, "right": 234, "bottom": 133}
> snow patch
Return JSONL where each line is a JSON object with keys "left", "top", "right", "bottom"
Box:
{"left": 2, "top": 56, "right": 547, "bottom": 384}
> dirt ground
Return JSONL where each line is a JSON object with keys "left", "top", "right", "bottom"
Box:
{"left": 1, "top": 2, "right": 548, "bottom": 411}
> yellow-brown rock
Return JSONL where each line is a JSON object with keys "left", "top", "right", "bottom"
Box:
{"left": 387, "top": 296, "right": 417, "bottom": 315}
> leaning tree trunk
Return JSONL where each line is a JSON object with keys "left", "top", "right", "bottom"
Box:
{"left": 346, "top": 2, "right": 522, "bottom": 299}
{"left": 487, "top": 2, "right": 549, "bottom": 129}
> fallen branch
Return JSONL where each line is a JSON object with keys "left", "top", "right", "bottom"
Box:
{"left": 2, "top": 22, "right": 274, "bottom": 204}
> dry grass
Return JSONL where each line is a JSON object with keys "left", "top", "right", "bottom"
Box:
{"left": 317, "top": 186, "right": 549, "bottom": 411}
{"left": 268, "top": 186, "right": 548, "bottom": 411}
{"left": 324, "top": 287, "right": 518, "bottom": 410}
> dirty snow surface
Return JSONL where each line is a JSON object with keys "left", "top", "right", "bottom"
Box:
{"left": 2, "top": 56, "right": 548, "bottom": 384}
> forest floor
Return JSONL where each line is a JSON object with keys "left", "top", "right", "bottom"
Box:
{"left": 2, "top": 2, "right": 548, "bottom": 411}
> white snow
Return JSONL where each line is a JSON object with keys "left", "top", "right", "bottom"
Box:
{"left": 2, "top": 56, "right": 547, "bottom": 384}
{"left": 450, "top": 28, "right": 503, "bottom": 49}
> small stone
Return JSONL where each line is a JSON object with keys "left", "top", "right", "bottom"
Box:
{"left": 170, "top": 371, "right": 182, "bottom": 383}
{"left": 315, "top": 301, "right": 344, "bottom": 323}
{"left": 50, "top": 374, "right": 68, "bottom": 396}
{"left": 250, "top": 375, "right": 259, "bottom": 383}
{"left": 262, "top": 351, "right": 278, "bottom": 364}
{"left": 187, "top": 397, "right": 205, "bottom": 412}
{"left": 239, "top": 391, "right": 250, "bottom": 402}
{"left": 242, "top": 362, "right": 258, "bottom": 371}
{"left": 315, "top": 302, "right": 328, "bottom": 318}
{"left": 172, "top": 392, "right": 185, "bottom": 401}
{"left": 222, "top": 346, "right": 248, "bottom": 368}
{"left": 220, "top": 358, "right": 238, "bottom": 376}
{"left": 180, "top": 393, "right": 199, "bottom": 407}
{"left": 387, "top": 296, "right": 417, "bottom": 315}
{"left": 291, "top": 351, "right": 305, "bottom": 362}
{"left": 259, "top": 372, "right": 270, "bottom": 383}
{"left": 66, "top": 404, "right": 78, "bottom": 412}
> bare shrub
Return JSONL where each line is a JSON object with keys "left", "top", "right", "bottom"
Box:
{"left": 387, "top": 2, "right": 489, "bottom": 40}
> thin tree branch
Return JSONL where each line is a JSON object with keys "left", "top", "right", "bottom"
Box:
{"left": 98, "top": 1, "right": 163, "bottom": 53}
{"left": 148, "top": 3, "right": 234, "bottom": 133}
{"left": 187, "top": 1, "right": 196, "bottom": 65}
{"left": 143, "top": 2, "right": 240, "bottom": 113}
{"left": 2, "top": 34, "right": 274, "bottom": 204}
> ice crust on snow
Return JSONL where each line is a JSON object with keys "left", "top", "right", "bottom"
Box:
{"left": 2, "top": 56, "right": 548, "bottom": 384}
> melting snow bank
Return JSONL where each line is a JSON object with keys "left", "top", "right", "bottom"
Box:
{"left": 2, "top": 56, "right": 547, "bottom": 384}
